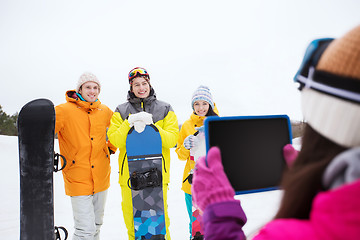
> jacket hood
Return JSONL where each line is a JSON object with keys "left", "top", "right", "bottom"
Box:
{"left": 65, "top": 90, "right": 101, "bottom": 110}
{"left": 190, "top": 112, "right": 206, "bottom": 127}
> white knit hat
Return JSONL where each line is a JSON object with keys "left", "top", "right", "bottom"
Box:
{"left": 191, "top": 85, "right": 215, "bottom": 111}
{"left": 76, "top": 72, "right": 101, "bottom": 93}
{"left": 300, "top": 25, "right": 360, "bottom": 147}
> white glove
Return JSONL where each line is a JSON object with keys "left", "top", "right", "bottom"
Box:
{"left": 184, "top": 135, "right": 199, "bottom": 150}
{"left": 128, "top": 112, "right": 153, "bottom": 133}
{"left": 128, "top": 112, "right": 153, "bottom": 125}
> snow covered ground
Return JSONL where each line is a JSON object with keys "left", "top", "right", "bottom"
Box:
{"left": 0, "top": 135, "right": 301, "bottom": 239}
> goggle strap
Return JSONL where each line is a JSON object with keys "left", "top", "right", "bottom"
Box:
{"left": 296, "top": 67, "right": 360, "bottom": 103}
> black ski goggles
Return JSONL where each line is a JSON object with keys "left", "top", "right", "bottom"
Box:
{"left": 294, "top": 38, "right": 360, "bottom": 103}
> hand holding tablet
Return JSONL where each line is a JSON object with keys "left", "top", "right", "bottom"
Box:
{"left": 204, "top": 115, "right": 292, "bottom": 194}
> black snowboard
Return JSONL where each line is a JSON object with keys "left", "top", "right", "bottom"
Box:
{"left": 18, "top": 98, "right": 58, "bottom": 240}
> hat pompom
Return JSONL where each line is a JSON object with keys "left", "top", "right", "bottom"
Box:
{"left": 76, "top": 72, "right": 101, "bottom": 93}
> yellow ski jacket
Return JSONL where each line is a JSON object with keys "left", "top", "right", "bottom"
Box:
{"left": 107, "top": 90, "right": 179, "bottom": 186}
{"left": 175, "top": 105, "right": 219, "bottom": 194}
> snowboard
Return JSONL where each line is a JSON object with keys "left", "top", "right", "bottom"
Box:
{"left": 189, "top": 131, "right": 205, "bottom": 240}
{"left": 126, "top": 124, "right": 166, "bottom": 239}
{"left": 18, "top": 98, "right": 67, "bottom": 240}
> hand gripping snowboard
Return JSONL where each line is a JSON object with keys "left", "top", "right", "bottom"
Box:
{"left": 18, "top": 99, "right": 67, "bottom": 240}
{"left": 126, "top": 124, "right": 166, "bottom": 239}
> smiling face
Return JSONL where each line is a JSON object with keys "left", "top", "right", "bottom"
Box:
{"left": 131, "top": 77, "right": 150, "bottom": 99}
{"left": 79, "top": 81, "right": 100, "bottom": 102}
{"left": 193, "top": 100, "right": 210, "bottom": 116}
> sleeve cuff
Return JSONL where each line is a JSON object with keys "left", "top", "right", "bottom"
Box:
{"left": 204, "top": 200, "right": 247, "bottom": 225}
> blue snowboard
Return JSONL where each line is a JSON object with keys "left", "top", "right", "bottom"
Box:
{"left": 126, "top": 124, "right": 166, "bottom": 239}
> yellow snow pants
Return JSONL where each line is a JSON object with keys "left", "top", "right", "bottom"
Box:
{"left": 120, "top": 184, "right": 171, "bottom": 240}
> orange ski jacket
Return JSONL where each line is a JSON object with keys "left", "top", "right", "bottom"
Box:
{"left": 55, "top": 90, "right": 116, "bottom": 196}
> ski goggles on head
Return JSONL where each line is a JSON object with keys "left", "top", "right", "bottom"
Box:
{"left": 128, "top": 67, "right": 150, "bottom": 82}
{"left": 294, "top": 38, "right": 360, "bottom": 103}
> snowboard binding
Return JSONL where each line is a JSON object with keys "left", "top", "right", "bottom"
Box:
{"left": 54, "top": 226, "right": 68, "bottom": 240}
{"left": 140, "top": 234, "right": 165, "bottom": 239}
{"left": 54, "top": 152, "right": 67, "bottom": 172}
{"left": 128, "top": 168, "right": 162, "bottom": 190}
{"left": 192, "top": 231, "right": 204, "bottom": 240}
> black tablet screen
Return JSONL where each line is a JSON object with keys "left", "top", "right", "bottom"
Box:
{"left": 205, "top": 116, "right": 291, "bottom": 194}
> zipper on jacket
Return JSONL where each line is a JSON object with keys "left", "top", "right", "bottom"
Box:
{"left": 121, "top": 153, "right": 127, "bottom": 175}
{"left": 162, "top": 154, "right": 167, "bottom": 173}
{"left": 141, "top": 100, "right": 145, "bottom": 112}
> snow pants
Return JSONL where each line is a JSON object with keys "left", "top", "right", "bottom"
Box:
{"left": 120, "top": 183, "right": 171, "bottom": 240}
{"left": 70, "top": 190, "right": 108, "bottom": 240}
{"left": 185, "top": 193, "right": 195, "bottom": 239}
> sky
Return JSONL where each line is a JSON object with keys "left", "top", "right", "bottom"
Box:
{"left": 1, "top": 0, "right": 359, "bottom": 123}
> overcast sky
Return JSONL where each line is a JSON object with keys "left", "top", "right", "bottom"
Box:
{"left": 1, "top": 0, "right": 359, "bottom": 123}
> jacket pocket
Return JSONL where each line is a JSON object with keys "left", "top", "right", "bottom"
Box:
{"left": 103, "top": 146, "right": 110, "bottom": 162}
{"left": 63, "top": 150, "right": 78, "bottom": 172}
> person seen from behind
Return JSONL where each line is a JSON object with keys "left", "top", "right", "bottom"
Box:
{"left": 192, "top": 25, "right": 360, "bottom": 239}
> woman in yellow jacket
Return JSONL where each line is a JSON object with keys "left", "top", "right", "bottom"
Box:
{"left": 107, "top": 67, "right": 179, "bottom": 240}
{"left": 55, "top": 72, "right": 116, "bottom": 240}
{"left": 175, "top": 85, "right": 218, "bottom": 239}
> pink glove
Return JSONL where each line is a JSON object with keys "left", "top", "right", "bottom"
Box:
{"left": 283, "top": 144, "right": 299, "bottom": 167}
{"left": 192, "top": 146, "right": 235, "bottom": 212}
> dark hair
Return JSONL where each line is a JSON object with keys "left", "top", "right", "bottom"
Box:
{"left": 205, "top": 106, "right": 218, "bottom": 116}
{"left": 129, "top": 76, "right": 151, "bottom": 91}
{"left": 274, "top": 124, "right": 346, "bottom": 220}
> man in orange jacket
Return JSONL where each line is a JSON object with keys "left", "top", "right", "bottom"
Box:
{"left": 55, "top": 72, "right": 116, "bottom": 240}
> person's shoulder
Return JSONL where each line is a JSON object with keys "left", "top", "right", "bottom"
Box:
{"left": 155, "top": 98, "right": 171, "bottom": 106}
{"left": 55, "top": 101, "right": 75, "bottom": 110}
{"left": 179, "top": 119, "right": 193, "bottom": 133}
{"left": 154, "top": 99, "right": 174, "bottom": 112}
{"left": 182, "top": 117, "right": 193, "bottom": 126}
{"left": 114, "top": 101, "right": 129, "bottom": 113}
{"left": 55, "top": 102, "right": 66, "bottom": 108}
{"left": 118, "top": 101, "right": 129, "bottom": 107}
{"left": 55, "top": 101, "right": 78, "bottom": 119}
{"left": 98, "top": 102, "right": 112, "bottom": 111}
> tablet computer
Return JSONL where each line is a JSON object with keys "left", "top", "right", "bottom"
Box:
{"left": 204, "top": 115, "right": 292, "bottom": 195}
